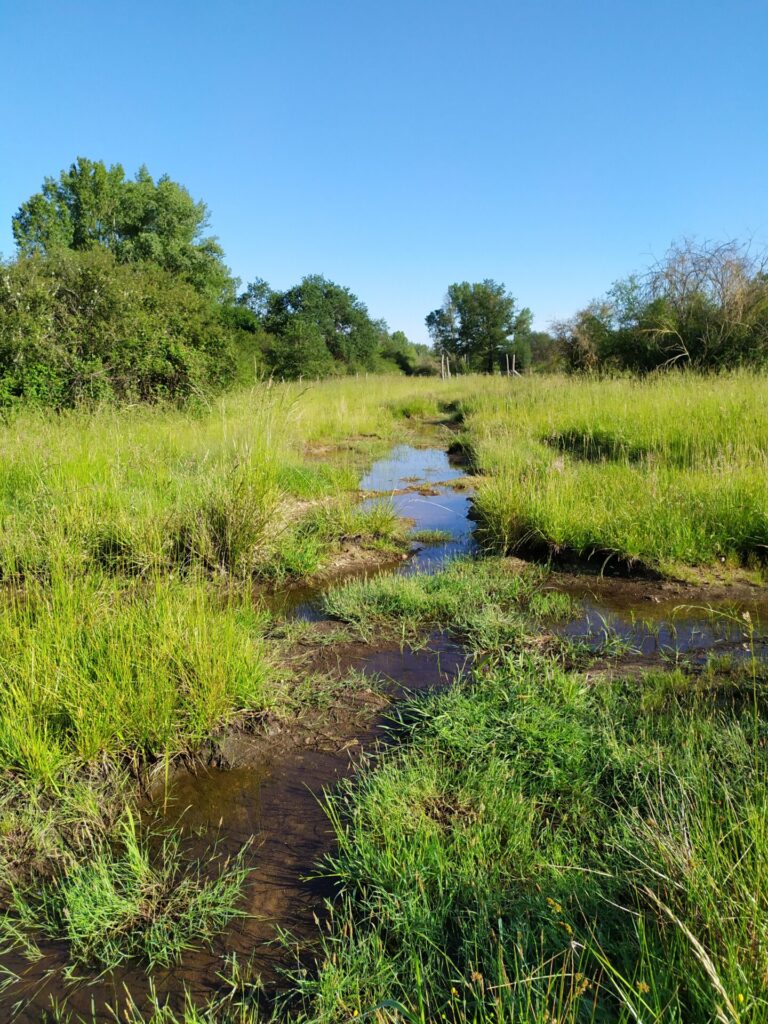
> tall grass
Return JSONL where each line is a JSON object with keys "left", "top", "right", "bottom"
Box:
{"left": 462, "top": 372, "right": 768, "bottom": 572}
{"left": 295, "top": 653, "right": 768, "bottom": 1023}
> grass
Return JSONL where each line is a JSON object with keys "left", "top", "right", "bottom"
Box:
{"left": 0, "top": 375, "right": 459, "bottom": 979}
{"left": 459, "top": 372, "right": 768, "bottom": 574}
{"left": 108, "top": 651, "right": 768, "bottom": 1024}
{"left": 323, "top": 557, "right": 574, "bottom": 647}
{"left": 410, "top": 528, "right": 453, "bottom": 544}
{"left": 291, "top": 651, "right": 768, "bottom": 1023}
{"left": 2, "top": 371, "right": 767, "bottom": 1015}
{"left": 2, "top": 811, "right": 250, "bottom": 971}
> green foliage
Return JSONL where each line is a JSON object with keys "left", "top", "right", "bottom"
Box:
{"left": 465, "top": 372, "right": 768, "bottom": 571}
{"left": 268, "top": 318, "right": 337, "bottom": 379}
{"left": 323, "top": 557, "right": 571, "bottom": 647}
{"left": 0, "top": 249, "right": 236, "bottom": 406}
{"left": 265, "top": 275, "right": 382, "bottom": 378}
{"left": 13, "top": 157, "right": 233, "bottom": 301}
{"left": 426, "top": 280, "right": 532, "bottom": 373}
{"left": 3, "top": 811, "right": 249, "bottom": 970}
{"left": 378, "top": 330, "right": 437, "bottom": 375}
{"left": 528, "top": 329, "right": 563, "bottom": 371}
{"left": 559, "top": 240, "right": 768, "bottom": 372}
{"left": 300, "top": 652, "right": 768, "bottom": 1023}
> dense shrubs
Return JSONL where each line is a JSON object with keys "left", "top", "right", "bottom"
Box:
{"left": 0, "top": 250, "right": 236, "bottom": 406}
{"left": 559, "top": 240, "right": 768, "bottom": 373}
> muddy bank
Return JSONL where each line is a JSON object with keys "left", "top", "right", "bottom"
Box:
{"left": 4, "top": 632, "right": 468, "bottom": 1023}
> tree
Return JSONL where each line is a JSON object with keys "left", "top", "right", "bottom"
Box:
{"left": 13, "top": 157, "right": 233, "bottom": 300}
{"left": 0, "top": 249, "right": 235, "bottom": 407}
{"left": 527, "top": 330, "right": 563, "bottom": 372}
{"left": 426, "top": 281, "right": 532, "bottom": 373}
{"left": 238, "top": 278, "right": 272, "bottom": 322}
{"left": 268, "top": 320, "right": 335, "bottom": 380}
{"left": 559, "top": 240, "right": 768, "bottom": 373}
{"left": 264, "top": 275, "right": 380, "bottom": 376}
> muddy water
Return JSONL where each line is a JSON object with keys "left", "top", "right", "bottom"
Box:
{"left": 559, "top": 581, "right": 768, "bottom": 661}
{"left": 5, "top": 443, "right": 767, "bottom": 1022}
{"left": 3, "top": 447, "right": 474, "bottom": 1022}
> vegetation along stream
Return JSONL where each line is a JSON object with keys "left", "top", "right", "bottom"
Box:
{"left": 2, "top": 438, "right": 766, "bottom": 1023}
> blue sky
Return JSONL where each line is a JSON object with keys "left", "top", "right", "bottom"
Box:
{"left": 2, "top": 0, "right": 766, "bottom": 342}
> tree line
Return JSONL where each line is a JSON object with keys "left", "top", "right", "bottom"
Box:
{"left": 0, "top": 158, "right": 433, "bottom": 407}
{"left": 2, "top": 158, "right": 767, "bottom": 408}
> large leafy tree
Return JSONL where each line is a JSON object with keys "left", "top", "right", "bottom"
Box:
{"left": 264, "top": 275, "right": 380, "bottom": 377}
{"left": 426, "top": 280, "right": 532, "bottom": 373}
{"left": 13, "top": 158, "right": 233, "bottom": 300}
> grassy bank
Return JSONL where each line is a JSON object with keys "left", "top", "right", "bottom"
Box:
{"left": 301, "top": 649, "right": 768, "bottom": 1024}
{"left": 460, "top": 372, "right": 768, "bottom": 574}
{"left": 118, "top": 621, "right": 768, "bottom": 1024}
{"left": 2, "top": 371, "right": 767, "bottom": 1008}
{"left": 0, "top": 375, "right": 462, "bottom": 978}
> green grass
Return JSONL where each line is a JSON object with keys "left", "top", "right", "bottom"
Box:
{"left": 108, "top": 650, "right": 768, "bottom": 1024}
{"left": 294, "top": 652, "right": 768, "bottom": 1024}
{"left": 2, "top": 371, "right": 767, "bottom": 1008}
{"left": 2, "top": 810, "right": 250, "bottom": 971}
{"left": 323, "top": 557, "right": 574, "bottom": 647}
{"left": 460, "top": 372, "right": 768, "bottom": 573}
{"left": 0, "top": 573, "right": 278, "bottom": 973}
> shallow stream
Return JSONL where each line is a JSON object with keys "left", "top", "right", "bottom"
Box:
{"left": 3, "top": 442, "right": 767, "bottom": 1021}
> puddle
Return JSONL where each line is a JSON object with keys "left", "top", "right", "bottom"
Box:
{"left": 273, "top": 445, "right": 477, "bottom": 620}
{"left": 559, "top": 582, "right": 768, "bottom": 662}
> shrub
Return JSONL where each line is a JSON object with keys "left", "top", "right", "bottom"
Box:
{"left": 0, "top": 249, "right": 237, "bottom": 407}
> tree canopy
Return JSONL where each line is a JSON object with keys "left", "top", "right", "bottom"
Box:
{"left": 13, "top": 158, "right": 233, "bottom": 300}
{"left": 0, "top": 249, "right": 235, "bottom": 407}
{"left": 557, "top": 240, "right": 768, "bottom": 372}
{"left": 426, "top": 281, "right": 532, "bottom": 373}
{"left": 263, "top": 275, "right": 381, "bottom": 378}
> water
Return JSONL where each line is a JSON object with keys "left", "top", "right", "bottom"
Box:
{"left": 4, "top": 441, "right": 766, "bottom": 1021}
{"left": 280, "top": 445, "right": 476, "bottom": 620}
{"left": 560, "top": 584, "right": 768, "bottom": 661}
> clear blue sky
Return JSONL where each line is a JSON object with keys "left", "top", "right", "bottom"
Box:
{"left": 2, "top": 0, "right": 766, "bottom": 342}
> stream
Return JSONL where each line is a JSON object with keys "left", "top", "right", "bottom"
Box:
{"left": 3, "top": 442, "right": 767, "bottom": 1022}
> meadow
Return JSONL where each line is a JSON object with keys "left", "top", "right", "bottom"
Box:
{"left": 0, "top": 371, "right": 766, "bottom": 1022}
{"left": 462, "top": 372, "right": 768, "bottom": 575}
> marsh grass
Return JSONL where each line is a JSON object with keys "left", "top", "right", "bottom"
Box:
{"left": 2, "top": 808, "right": 250, "bottom": 972}
{"left": 323, "top": 557, "right": 573, "bottom": 649}
{"left": 462, "top": 372, "right": 768, "bottom": 573}
{"left": 116, "top": 651, "right": 768, "bottom": 1024}
{"left": 293, "top": 652, "right": 768, "bottom": 1024}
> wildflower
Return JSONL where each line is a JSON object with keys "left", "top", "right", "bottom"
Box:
{"left": 638, "top": 981, "right": 650, "bottom": 994}
{"left": 738, "top": 993, "right": 745, "bottom": 1004}
{"left": 451, "top": 986, "right": 459, "bottom": 997}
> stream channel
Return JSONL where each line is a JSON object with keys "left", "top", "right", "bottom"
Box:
{"left": 4, "top": 441, "right": 768, "bottom": 1022}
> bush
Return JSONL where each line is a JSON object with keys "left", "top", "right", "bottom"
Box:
{"left": 0, "top": 249, "right": 237, "bottom": 407}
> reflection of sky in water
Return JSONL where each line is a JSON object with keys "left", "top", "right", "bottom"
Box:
{"left": 561, "top": 597, "right": 768, "bottom": 662}
{"left": 359, "top": 444, "right": 466, "bottom": 492}
{"left": 360, "top": 445, "right": 476, "bottom": 573}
